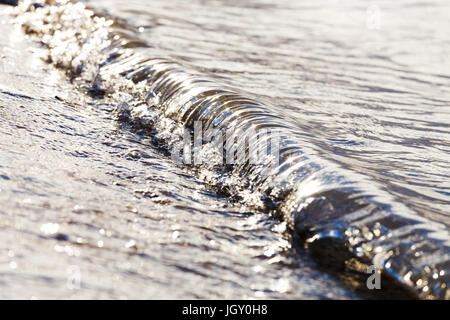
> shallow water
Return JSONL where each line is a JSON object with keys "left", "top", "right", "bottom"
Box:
{"left": 1, "top": 0, "right": 449, "bottom": 299}
{"left": 0, "top": 7, "right": 361, "bottom": 299}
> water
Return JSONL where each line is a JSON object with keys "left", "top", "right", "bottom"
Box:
{"left": 1, "top": 0, "right": 449, "bottom": 299}
{"left": 0, "top": 8, "right": 360, "bottom": 299}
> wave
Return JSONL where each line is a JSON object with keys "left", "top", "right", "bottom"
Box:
{"left": 13, "top": 0, "right": 449, "bottom": 299}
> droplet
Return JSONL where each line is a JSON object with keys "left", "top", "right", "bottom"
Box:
{"left": 125, "top": 240, "right": 136, "bottom": 248}
{"left": 253, "top": 265, "right": 264, "bottom": 274}
{"left": 40, "top": 223, "right": 59, "bottom": 235}
{"left": 255, "top": 291, "right": 264, "bottom": 298}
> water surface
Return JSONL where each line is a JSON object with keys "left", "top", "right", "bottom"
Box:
{"left": 1, "top": 0, "right": 449, "bottom": 299}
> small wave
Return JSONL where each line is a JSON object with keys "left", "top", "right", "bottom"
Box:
{"left": 14, "top": 0, "right": 449, "bottom": 299}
